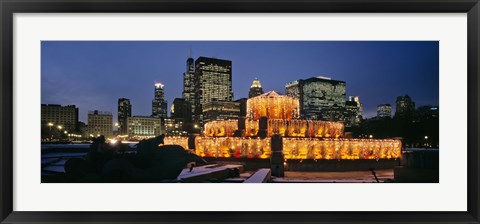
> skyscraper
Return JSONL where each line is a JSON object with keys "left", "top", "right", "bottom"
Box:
{"left": 117, "top": 98, "right": 132, "bottom": 135}
{"left": 183, "top": 55, "right": 196, "bottom": 116}
{"left": 193, "top": 56, "right": 233, "bottom": 124}
{"left": 248, "top": 78, "right": 264, "bottom": 98}
{"left": 395, "top": 95, "right": 415, "bottom": 117}
{"left": 152, "top": 82, "right": 168, "bottom": 120}
{"left": 285, "top": 76, "right": 346, "bottom": 121}
{"left": 377, "top": 104, "right": 392, "bottom": 118}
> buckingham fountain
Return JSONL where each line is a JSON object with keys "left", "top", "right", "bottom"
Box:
{"left": 164, "top": 91, "right": 402, "bottom": 176}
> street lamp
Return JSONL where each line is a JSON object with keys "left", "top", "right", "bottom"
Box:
{"left": 424, "top": 136, "right": 429, "bottom": 148}
{"left": 56, "top": 125, "right": 63, "bottom": 141}
{"left": 47, "top": 122, "right": 54, "bottom": 141}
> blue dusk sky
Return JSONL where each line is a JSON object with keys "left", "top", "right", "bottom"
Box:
{"left": 41, "top": 41, "right": 439, "bottom": 123}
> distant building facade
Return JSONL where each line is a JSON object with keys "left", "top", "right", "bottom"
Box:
{"left": 117, "top": 98, "right": 132, "bottom": 135}
{"left": 202, "top": 100, "right": 240, "bottom": 124}
{"left": 164, "top": 118, "right": 185, "bottom": 136}
{"left": 152, "top": 82, "right": 168, "bottom": 119}
{"left": 248, "top": 78, "right": 264, "bottom": 98}
{"left": 348, "top": 96, "right": 363, "bottom": 117}
{"left": 194, "top": 56, "right": 233, "bottom": 124}
{"left": 87, "top": 110, "right": 113, "bottom": 137}
{"left": 127, "top": 116, "right": 162, "bottom": 139}
{"left": 415, "top": 105, "right": 439, "bottom": 119}
{"left": 285, "top": 76, "right": 346, "bottom": 121}
{"left": 235, "top": 98, "right": 248, "bottom": 117}
{"left": 41, "top": 104, "right": 79, "bottom": 132}
{"left": 395, "top": 95, "right": 415, "bottom": 117}
{"left": 171, "top": 98, "right": 192, "bottom": 133}
{"left": 171, "top": 98, "right": 192, "bottom": 123}
{"left": 377, "top": 104, "right": 392, "bottom": 118}
{"left": 345, "top": 96, "right": 362, "bottom": 127}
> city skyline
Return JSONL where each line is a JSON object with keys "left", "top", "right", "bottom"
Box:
{"left": 41, "top": 41, "right": 439, "bottom": 123}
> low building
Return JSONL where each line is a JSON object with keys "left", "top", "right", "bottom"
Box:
{"left": 165, "top": 118, "right": 186, "bottom": 136}
{"left": 41, "top": 104, "right": 78, "bottom": 132}
{"left": 202, "top": 100, "right": 240, "bottom": 124}
{"left": 127, "top": 116, "right": 162, "bottom": 140}
{"left": 87, "top": 110, "right": 113, "bottom": 138}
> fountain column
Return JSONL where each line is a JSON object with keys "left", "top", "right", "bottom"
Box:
{"left": 258, "top": 116, "right": 268, "bottom": 139}
{"left": 270, "top": 134, "right": 285, "bottom": 177}
{"left": 188, "top": 134, "right": 198, "bottom": 151}
{"left": 234, "top": 116, "right": 246, "bottom": 137}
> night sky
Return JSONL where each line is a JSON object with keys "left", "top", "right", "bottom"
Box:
{"left": 41, "top": 41, "right": 439, "bottom": 123}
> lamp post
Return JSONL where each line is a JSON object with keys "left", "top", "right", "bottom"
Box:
{"left": 115, "top": 122, "right": 120, "bottom": 136}
{"left": 47, "top": 122, "right": 54, "bottom": 141}
{"left": 57, "top": 125, "right": 63, "bottom": 141}
{"left": 193, "top": 124, "right": 199, "bottom": 134}
{"left": 424, "top": 136, "right": 429, "bottom": 149}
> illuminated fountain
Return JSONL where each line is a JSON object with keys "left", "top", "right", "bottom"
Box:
{"left": 164, "top": 90, "right": 402, "bottom": 161}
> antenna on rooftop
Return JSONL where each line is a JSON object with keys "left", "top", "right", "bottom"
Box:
{"left": 188, "top": 47, "right": 193, "bottom": 58}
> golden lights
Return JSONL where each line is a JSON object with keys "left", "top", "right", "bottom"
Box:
{"left": 282, "top": 138, "right": 402, "bottom": 160}
{"left": 163, "top": 136, "right": 189, "bottom": 149}
{"left": 247, "top": 91, "right": 300, "bottom": 120}
{"left": 179, "top": 90, "right": 403, "bottom": 161}
{"left": 204, "top": 120, "right": 238, "bottom": 137}
{"left": 195, "top": 137, "right": 271, "bottom": 159}
{"left": 190, "top": 137, "right": 401, "bottom": 160}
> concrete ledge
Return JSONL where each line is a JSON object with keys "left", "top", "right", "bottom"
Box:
{"left": 204, "top": 157, "right": 401, "bottom": 171}
{"left": 244, "top": 168, "right": 271, "bottom": 183}
{"left": 177, "top": 164, "right": 244, "bottom": 182}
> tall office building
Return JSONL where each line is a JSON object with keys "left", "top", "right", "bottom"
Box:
{"left": 193, "top": 56, "right": 233, "bottom": 124}
{"left": 285, "top": 76, "right": 346, "bottom": 121}
{"left": 377, "top": 104, "right": 392, "bottom": 118}
{"left": 117, "top": 98, "right": 132, "bottom": 135}
{"left": 395, "top": 95, "right": 415, "bottom": 117}
{"left": 183, "top": 55, "right": 196, "bottom": 116}
{"left": 248, "top": 78, "right": 264, "bottom": 98}
{"left": 152, "top": 82, "right": 168, "bottom": 119}
{"left": 87, "top": 110, "right": 113, "bottom": 138}
{"left": 41, "top": 104, "right": 78, "bottom": 132}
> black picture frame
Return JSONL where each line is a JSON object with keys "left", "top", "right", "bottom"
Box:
{"left": 1, "top": 0, "right": 479, "bottom": 223}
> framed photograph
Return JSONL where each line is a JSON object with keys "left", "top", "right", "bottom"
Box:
{"left": 1, "top": 0, "right": 479, "bottom": 223}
